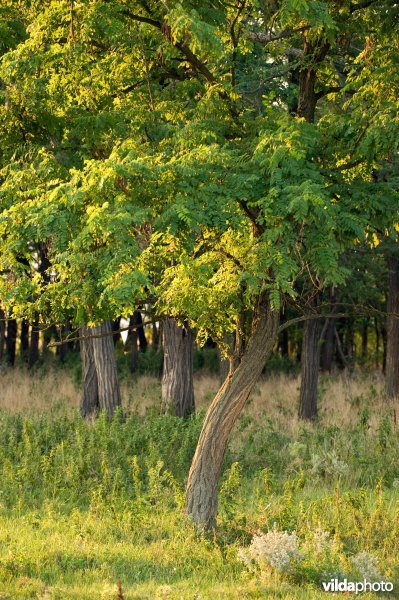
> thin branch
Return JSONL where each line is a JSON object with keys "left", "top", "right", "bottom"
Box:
{"left": 47, "top": 317, "right": 162, "bottom": 348}
{"left": 247, "top": 25, "right": 310, "bottom": 45}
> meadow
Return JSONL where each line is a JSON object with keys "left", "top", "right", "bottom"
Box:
{"left": 0, "top": 366, "right": 398, "bottom": 599}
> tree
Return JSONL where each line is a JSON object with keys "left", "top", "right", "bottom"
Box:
{"left": 161, "top": 318, "right": 195, "bottom": 418}
{"left": 385, "top": 255, "right": 399, "bottom": 399}
{"left": 0, "top": 0, "right": 398, "bottom": 530}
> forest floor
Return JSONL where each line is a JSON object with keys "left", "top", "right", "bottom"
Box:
{"left": 0, "top": 368, "right": 398, "bottom": 598}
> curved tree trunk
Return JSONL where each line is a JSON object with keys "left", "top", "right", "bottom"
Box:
{"left": 185, "top": 301, "right": 279, "bottom": 529}
{"left": 80, "top": 325, "right": 99, "bottom": 418}
{"left": 162, "top": 318, "right": 195, "bottom": 419}
{"left": 298, "top": 313, "right": 321, "bottom": 421}
{"left": 91, "top": 320, "right": 121, "bottom": 416}
{"left": 385, "top": 256, "right": 399, "bottom": 399}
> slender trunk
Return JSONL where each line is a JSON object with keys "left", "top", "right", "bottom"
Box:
{"left": 385, "top": 256, "right": 399, "bottom": 398}
{"left": 134, "top": 311, "right": 148, "bottom": 352}
{"left": 361, "top": 318, "right": 369, "bottom": 361}
{"left": 20, "top": 320, "right": 29, "bottom": 362}
{"left": 162, "top": 318, "right": 195, "bottom": 418}
{"left": 28, "top": 320, "right": 40, "bottom": 368}
{"left": 6, "top": 317, "right": 17, "bottom": 366}
{"left": 91, "top": 320, "right": 121, "bottom": 416}
{"left": 80, "top": 325, "right": 99, "bottom": 418}
{"left": 320, "top": 317, "right": 334, "bottom": 372}
{"left": 375, "top": 317, "right": 380, "bottom": 370}
{"left": 152, "top": 322, "right": 159, "bottom": 351}
{"left": 279, "top": 310, "right": 289, "bottom": 358}
{"left": 298, "top": 311, "right": 321, "bottom": 421}
{"left": 0, "top": 309, "right": 5, "bottom": 363}
{"left": 128, "top": 315, "right": 139, "bottom": 373}
{"left": 112, "top": 317, "right": 122, "bottom": 346}
{"left": 185, "top": 301, "right": 279, "bottom": 529}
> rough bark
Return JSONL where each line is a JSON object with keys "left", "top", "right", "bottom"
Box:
{"left": 185, "top": 301, "right": 279, "bottom": 529}
{"left": 385, "top": 256, "right": 399, "bottom": 399}
{"left": 162, "top": 318, "right": 195, "bottom": 419}
{"left": 6, "top": 317, "right": 17, "bottom": 366}
{"left": 80, "top": 325, "right": 99, "bottom": 418}
{"left": 91, "top": 320, "right": 121, "bottom": 416}
{"left": 298, "top": 307, "right": 321, "bottom": 421}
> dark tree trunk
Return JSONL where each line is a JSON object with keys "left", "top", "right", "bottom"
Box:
{"left": 162, "top": 318, "right": 195, "bottom": 418}
{"left": 375, "top": 316, "right": 380, "bottom": 370}
{"left": 385, "top": 256, "right": 399, "bottom": 398}
{"left": 185, "top": 301, "right": 279, "bottom": 529}
{"left": 80, "top": 325, "right": 99, "bottom": 418}
{"left": 20, "top": 320, "right": 29, "bottom": 362}
{"left": 91, "top": 320, "right": 121, "bottom": 416}
{"left": 42, "top": 324, "right": 56, "bottom": 359}
{"left": 28, "top": 320, "right": 40, "bottom": 368}
{"left": 361, "top": 318, "right": 369, "bottom": 361}
{"left": 320, "top": 317, "right": 335, "bottom": 372}
{"left": 112, "top": 317, "right": 122, "bottom": 346}
{"left": 135, "top": 311, "right": 148, "bottom": 352}
{"left": 152, "top": 322, "right": 159, "bottom": 351}
{"left": 128, "top": 315, "right": 139, "bottom": 373}
{"left": 0, "top": 309, "right": 5, "bottom": 363}
{"left": 6, "top": 317, "right": 17, "bottom": 366}
{"left": 298, "top": 301, "right": 321, "bottom": 421}
{"left": 279, "top": 310, "right": 289, "bottom": 358}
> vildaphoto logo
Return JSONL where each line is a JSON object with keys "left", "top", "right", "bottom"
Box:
{"left": 322, "top": 578, "right": 393, "bottom": 594}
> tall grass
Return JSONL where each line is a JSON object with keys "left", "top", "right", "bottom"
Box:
{"left": 0, "top": 368, "right": 398, "bottom": 597}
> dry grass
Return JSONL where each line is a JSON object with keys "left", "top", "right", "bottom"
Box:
{"left": 0, "top": 366, "right": 396, "bottom": 432}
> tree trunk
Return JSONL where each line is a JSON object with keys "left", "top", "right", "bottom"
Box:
{"left": 20, "top": 320, "right": 29, "bottom": 362}
{"left": 28, "top": 320, "right": 40, "bottom": 368}
{"left": 162, "top": 318, "right": 195, "bottom": 418}
{"left": 298, "top": 311, "right": 321, "bottom": 421}
{"left": 320, "top": 317, "right": 334, "bottom": 372}
{"left": 385, "top": 256, "right": 399, "bottom": 399}
{"left": 152, "top": 322, "right": 159, "bottom": 351}
{"left": 6, "top": 317, "right": 17, "bottom": 366}
{"left": 128, "top": 315, "right": 139, "bottom": 373}
{"left": 0, "top": 309, "right": 5, "bottom": 363}
{"left": 135, "top": 311, "right": 148, "bottom": 352}
{"left": 361, "top": 318, "right": 369, "bottom": 361}
{"left": 375, "top": 316, "right": 380, "bottom": 370}
{"left": 91, "top": 320, "right": 121, "bottom": 416}
{"left": 185, "top": 301, "right": 279, "bottom": 529}
{"left": 80, "top": 325, "right": 99, "bottom": 418}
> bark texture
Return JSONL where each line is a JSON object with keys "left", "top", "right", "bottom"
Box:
{"left": 80, "top": 325, "right": 100, "bottom": 418}
{"left": 91, "top": 320, "right": 121, "bottom": 416}
{"left": 385, "top": 256, "right": 399, "bottom": 399}
{"left": 162, "top": 318, "right": 195, "bottom": 418}
{"left": 185, "top": 302, "right": 279, "bottom": 529}
{"left": 298, "top": 313, "right": 321, "bottom": 421}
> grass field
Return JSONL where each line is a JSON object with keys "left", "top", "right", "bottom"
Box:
{"left": 0, "top": 367, "right": 398, "bottom": 598}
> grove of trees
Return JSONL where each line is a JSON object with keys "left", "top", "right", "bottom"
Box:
{"left": 0, "top": 0, "right": 398, "bottom": 530}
